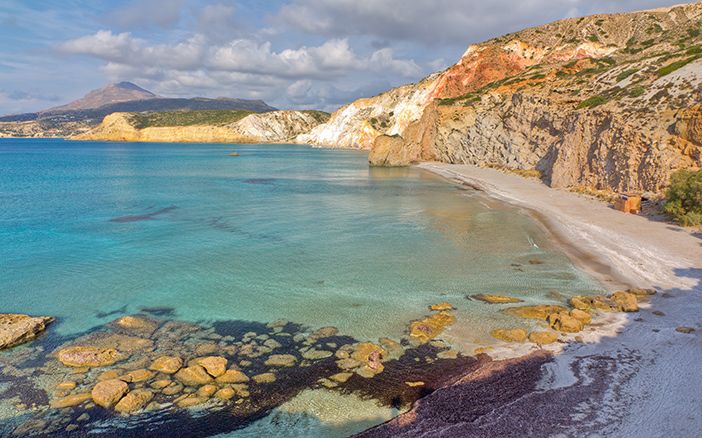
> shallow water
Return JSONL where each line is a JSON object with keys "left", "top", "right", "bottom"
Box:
{"left": 0, "top": 138, "right": 605, "bottom": 436}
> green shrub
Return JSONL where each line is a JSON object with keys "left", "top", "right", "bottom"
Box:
{"left": 688, "top": 28, "right": 701, "bottom": 38}
{"left": 616, "top": 68, "right": 638, "bottom": 81}
{"left": 577, "top": 95, "right": 607, "bottom": 109}
{"left": 664, "top": 169, "right": 702, "bottom": 226}
{"left": 629, "top": 86, "right": 645, "bottom": 98}
{"left": 587, "top": 34, "right": 599, "bottom": 42}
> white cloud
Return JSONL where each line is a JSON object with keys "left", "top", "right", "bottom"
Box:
{"left": 277, "top": 0, "right": 684, "bottom": 45}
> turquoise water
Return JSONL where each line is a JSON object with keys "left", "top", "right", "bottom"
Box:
{"left": 0, "top": 138, "right": 603, "bottom": 344}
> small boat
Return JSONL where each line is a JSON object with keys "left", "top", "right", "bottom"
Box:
{"left": 228, "top": 152, "right": 240, "bottom": 156}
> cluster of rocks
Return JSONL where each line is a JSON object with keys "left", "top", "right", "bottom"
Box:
{"left": 35, "top": 310, "right": 465, "bottom": 423}
{"left": 487, "top": 289, "right": 656, "bottom": 345}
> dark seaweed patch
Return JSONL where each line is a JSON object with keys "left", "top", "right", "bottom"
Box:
{"left": 109, "top": 206, "right": 177, "bottom": 223}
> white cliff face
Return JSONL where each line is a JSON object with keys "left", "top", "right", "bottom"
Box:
{"left": 232, "top": 111, "right": 327, "bottom": 142}
{"left": 296, "top": 74, "right": 441, "bottom": 150}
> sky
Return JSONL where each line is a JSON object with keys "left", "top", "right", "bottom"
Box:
{"left": 0, "top": 0, "right": 687, "bottom": 114}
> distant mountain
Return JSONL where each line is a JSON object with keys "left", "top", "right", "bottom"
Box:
{"left": 0, "top": 82, "right": 278, "bottom": 137}
{"left": 46, "top": 82, "right": 157, "bottom": 112}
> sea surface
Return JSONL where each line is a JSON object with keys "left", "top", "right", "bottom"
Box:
{"left": 0, "top": 138, "right": 605, "bottom": 436}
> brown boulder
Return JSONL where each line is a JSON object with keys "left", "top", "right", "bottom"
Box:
{"left": 528, "top": 331, "right": 558, "bottom": 345}
{"left": 149, "top": 355, "right": 182, "bottom": 374}
{"left": 119, "top": 368, "right": 154, "bottom": 383}
{"left": 0, "top": 314, "right": 54, "bottom": 350}
{"left": 490, "top": 328, "right": 527, "bottom": 342}
{"left": 214, "top": 387, "right": 236, "bottom": 400}
{"left": 610, "top": 291, "right": 639, "bottom": 312}
{"left": 114, "top": 389, "right": 153, "bottom": 414}
{"left": 215, "top": 369, "right": 250, "bottom": 384}
{"left": 368, "top": 134, "right": 411, "bottom": 167}
{"left": 570, "top": 309, "right": 592, "bottom": 325}
{"left": 91, "top": 379, "right": 128, "bottom": 408}
{"left": 548, "top": 312, "right": 584, "bottom": 333}
{"left": 174, "top": 365, "right": 213, "bottom": 386}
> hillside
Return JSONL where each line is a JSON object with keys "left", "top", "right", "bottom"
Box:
{"left": 74, "top": 110, "right": 330, "bottom": 143}
{"left": 0, "top": 82, "right": 277, "bottom": 138}
{"left": 297, "top": 2, "right": 702, "bottom": 193}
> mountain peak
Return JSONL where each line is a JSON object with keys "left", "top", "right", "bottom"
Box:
{"left": 46, "top": 81, "right": 157, "bottom": 112}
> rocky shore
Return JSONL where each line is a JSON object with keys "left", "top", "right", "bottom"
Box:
{"left": 359, "top": 163, "right": 702, "bottom": 437}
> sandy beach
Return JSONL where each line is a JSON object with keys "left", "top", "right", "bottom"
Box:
{"left": 363, "top": 163, "right": 702, "bottom": 437}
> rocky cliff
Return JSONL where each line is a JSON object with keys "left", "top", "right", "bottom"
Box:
{"left": 74, "top": 110, "right": 329, "bottom": 143}
{"left": 297, "top": 2, "right": 702, "bottom": 193}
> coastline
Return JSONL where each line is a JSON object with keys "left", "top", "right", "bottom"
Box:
{"left": 363, "top": 163, "right": 702, "bottom": 437}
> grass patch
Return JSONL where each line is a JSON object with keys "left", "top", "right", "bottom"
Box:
{"left": 657, "top": 54, "right": 702, "bottom": 76}
{"left": 629, "top": 86, "right": 645, "bottom": 98}
{"left": 587, "top": 34, "right": 599, "bottom": 42}
{"left": 577, "top": 95, "right": 607, "bottom": 109}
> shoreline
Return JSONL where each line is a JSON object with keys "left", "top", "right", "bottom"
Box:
{"left": 363, "top": 163, "right": 702, "bottom": 437}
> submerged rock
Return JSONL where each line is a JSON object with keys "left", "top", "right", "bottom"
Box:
{"left": 301, "top": 349, "right": 333, "bottom": 360}
{"left": 429, "top": 302, "right": 455, "bottom": 311}
{"left": 114, "top": 315, "right": 159, "bottom": 335}
{"left": 473, "top": 294, "right": 523, "bottom": 304}
{"left": 504, "top": 305, "right": 567, "bottom": 320}
{"left": 50, "top": 393, "right": 92, "bottom": 409}
{"left": 252, "top": 372, "right": 276, "bottom": 384}
{"left": 57, "top": 346, "right": 121, "bottom": 368}
{"left": 119, "top": 368, "right": 155, "bottom": 383}
{"left": 264, "top": 354, "right": 297, "bottom": 367}
{"left": 149, "top": 355, "right": 183, "bottom": 374}
{"left": 0, "top": 314, "right": 54, "bottom": 350}
{"left": 351, "top": 342, "right": 386, "bottom": 377}
{"left": 378, "top": 337, "right": 404, "bottom": 360}
{"left": 91, "top": 379, "right": 129, "bottom": 408}
{"left": 490, "top": 328, "right": 528, "bottom": 342}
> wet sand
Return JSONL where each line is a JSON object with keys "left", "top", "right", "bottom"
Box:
{"left": 363, "top": 163, "right": 702, "bottom": 437}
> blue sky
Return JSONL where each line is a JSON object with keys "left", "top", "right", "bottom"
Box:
{"left": 0, "top": 0, "right": 684, "bottom": 114}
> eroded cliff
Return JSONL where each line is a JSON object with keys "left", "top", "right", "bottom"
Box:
{"left": 74, "top": 110, "right": 329, "bottom": 144}
{"left": 297, "top": 2, "right": 702, "bottom": 193}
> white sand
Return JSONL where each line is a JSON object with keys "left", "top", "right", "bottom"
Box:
{"left": 420, "top": 162, "right": 702, "bottom": 436}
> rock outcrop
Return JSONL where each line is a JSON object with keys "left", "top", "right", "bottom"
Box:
{"left": 0, "top": 314, "right": 53, "bottom": 350}
{"left": 74, "top": 110, "right": 329, "bottom": 144}
{"left": 297, "top": 2, "right": 702, "bottom": 193}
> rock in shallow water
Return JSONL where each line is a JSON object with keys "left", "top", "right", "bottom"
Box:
{"left": 264, "top": 354, "right": 297, "bottom": 367}
{"left": 91, "top": 379, "right": 129, "bottom": 408}
{"left": 175, "top": 365, "right": 213, "bottom": 386}
{"left": 528, "top": 331, "right": 558, "bottom": 345}
{"left": 56, "top": 346, "right": 121, "bottom": 368}
{"left": 490, "top": 328, "right": 528, "bottom": 343}
{"left": 149, "top": 355, "right": 182, "bottom": 374}
{"left": 0, "top": 314, "right": 54, "bottom": 350}
{"left": 473, "top": 294, "right": 523, "bottom": 304}
{"left": 115, "top": 389, "right": 153, "bottom": 414}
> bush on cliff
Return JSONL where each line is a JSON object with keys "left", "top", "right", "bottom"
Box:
{"left": 664, "top": 169, "right": 702, "bottom": 226}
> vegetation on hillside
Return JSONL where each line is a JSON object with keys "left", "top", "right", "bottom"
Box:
{"left": 664, "top": 169, "right": 702, "bottom": 226}
{"left": 129, "top": 110, "right": 256, "bottom": 128}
